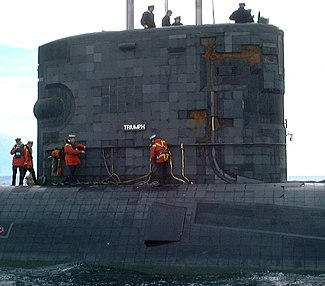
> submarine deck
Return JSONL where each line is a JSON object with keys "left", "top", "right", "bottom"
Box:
{"left": 0, "top": 182, "right": 324, "bottom": 273}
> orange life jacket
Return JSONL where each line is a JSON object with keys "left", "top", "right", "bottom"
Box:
{"left": 10, "top": 144, "right": 26, "bottom": 167}
{"left": 150, "top": 138, "right": 170, "bottom": 163}
{"left": 24, "top": 146, "right": 34, "bottom": 169}
{"left": 64, "top": 143, "right": 85, "bottom": 166}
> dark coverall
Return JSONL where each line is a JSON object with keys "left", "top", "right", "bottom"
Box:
{"left": 162, "top": 15, "right": 171, "bottom": 26}
{"left": 141, "top": 11, "right": 156, "bottom": 28}
{"left": 229, "top": 7, "right": 254, "bottom": 23}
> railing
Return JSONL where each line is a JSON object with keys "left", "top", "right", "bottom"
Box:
{"left": 43, "top": 141, "right": 286, "bottom": 185}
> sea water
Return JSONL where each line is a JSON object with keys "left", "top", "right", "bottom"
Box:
{"left": 0, "top": 176, "right": 11, "bottom": 186}
{"left": 0, "top": 264, "right": 324, "bottom": 285}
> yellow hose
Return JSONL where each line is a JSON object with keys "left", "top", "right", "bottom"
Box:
{"left": 180, "top": 143, "right": 192, "bottom": 184}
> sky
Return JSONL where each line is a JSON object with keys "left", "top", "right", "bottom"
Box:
{"left": 0, "top": 0, "right": 324, "bottom": 178}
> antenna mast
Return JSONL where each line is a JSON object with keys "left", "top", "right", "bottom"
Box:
{"left": 212, "top": 0, "right": 215, "bottom": 24}
{"left": 126, "top": 0, "right": 134, "bottom": 30}
{"left": 196, "top": 0, "right": 202, "bottom": 25}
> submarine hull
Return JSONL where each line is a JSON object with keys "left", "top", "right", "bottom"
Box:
{"left": 14, "top": 23, "right": 323, "bottom": 273}
{"left": 1, "top": 183, "right": 324, "bottom": 273}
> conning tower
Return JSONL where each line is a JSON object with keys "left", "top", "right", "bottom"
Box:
{"left": 34, "top": 23, "right": 286, "bottom": 183}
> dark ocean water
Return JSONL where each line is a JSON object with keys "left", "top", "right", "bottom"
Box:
{"left": 0, "top": 264, "right": 324, "bottom": 286}
{"left": 0, "top": 176, "right": 11, "bottom": 186}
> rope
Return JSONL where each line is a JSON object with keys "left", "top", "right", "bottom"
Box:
{"left": 102, "top": 150, "right": 154, "bottom": 186}
{"left": 180, "top": 144, "right": 193, "bottom": 184}
{"left": 169, "top": 156, "right": 188, "bottom": 184}
{"left": 101, "top": 146, "right": 193, "bottom": 186}
{"left": 102, "top": 150, "right": 120, "bottom": 185}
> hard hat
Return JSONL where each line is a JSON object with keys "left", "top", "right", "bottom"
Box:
{"left": 68, "top": 134, "right": 76, "bottom": 138}
{"left": 149, "top": 134, "right": 157, "bottom": 140}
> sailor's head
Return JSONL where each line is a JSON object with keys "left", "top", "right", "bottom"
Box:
{"left": 27, "top": 140, "right": 33, "bottom": 146}
{"left": 239, "top": 3, "right": 246, "bottom": 7}
{"left": 68, "top": 134, "right": 76, "bottom": 143}
{"left": 148, "top": 5, "right": 154, "bottom": 11}
{"left": 15, "top": 138, "right": 21, "bottom": 143}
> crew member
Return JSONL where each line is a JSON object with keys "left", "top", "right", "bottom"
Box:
{"left": 172, "top": 16, "right": 183, "bottom": 26}
{"left": 150, "top": 134, "right": 171, "bottom": 185}
{"left": 229, "top": 3, "right": 254, "bottom": 23}
{"left": 10, "top": 138, "right": 26, "bottom": 186}
{"left": 141, "top": 5, "right": 156, "bottom": 29}
{"left": 24, "top": 140, "right": 37, "bottom": 185}
{"left": 162, "top": 10, "right": 172, "bottom": 26}
{"left": 51, "top": 147, "right": 64, "bottom": 176}
{"left": 64, "top": 134, "right": 86, "bottom": 186}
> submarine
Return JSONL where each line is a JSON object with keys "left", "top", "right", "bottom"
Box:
{"left": 1, "top": 1, "right": 324, "bottom": 273}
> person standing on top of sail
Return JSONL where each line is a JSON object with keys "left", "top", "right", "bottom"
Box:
{"left": 162, "top": 10, "right": 173, "bottom": 26}
{"left": 172, "top": 16, "right": 183, "bottom": 26}
{"left": 149, "top": 134, "right": 171, "bottom": 185}
{"left": 141, "top": 5, "right": 156, "bottom": 29}
{"left": 229, "top": 3, "right": 254, "bottom": 23}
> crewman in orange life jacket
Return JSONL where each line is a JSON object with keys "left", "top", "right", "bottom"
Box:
{"left": 149, "top": 134, "right": 171, "bottom": 185}
{"left": 24, "top": 140, "right": 37, "bottom": 185}
{"left": 64, "top": 134, "right": 86, "bottom": 185}
{"left": 10, "top": 138, "right": 26, "bottom": 186}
